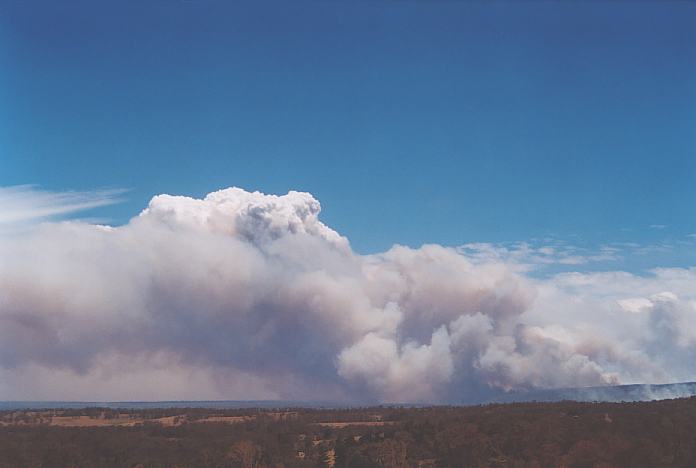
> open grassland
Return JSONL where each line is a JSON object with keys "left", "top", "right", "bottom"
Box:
{"left": 0, "top": 410, "right": 288, "bottom": 428}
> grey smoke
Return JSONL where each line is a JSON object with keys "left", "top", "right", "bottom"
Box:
{"left": 0, "top": 187, "right": 695, "bottom": 402}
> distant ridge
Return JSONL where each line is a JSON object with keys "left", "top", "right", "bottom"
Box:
{"left": 487, "top": 381, "right": 696, "bottom": 404}
{"left": 4, "top": 382, "right": 696, "bottom": 410}
{"left": 0, "top": 400, "right": 353, "bottom": 411}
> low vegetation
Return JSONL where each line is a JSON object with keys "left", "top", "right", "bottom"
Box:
{"left": 2, "top": 397, "right": 696, "bottom": 467}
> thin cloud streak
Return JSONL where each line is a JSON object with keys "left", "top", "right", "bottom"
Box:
{"left": 0, "top": 185, "right": 126, "bottom": 227}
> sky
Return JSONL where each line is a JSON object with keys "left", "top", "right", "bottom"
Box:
{"left": 2, "top": 0, "right": 695, "bottom": 260}
{"left": 0, "top": 1, "right": 696, "bottom": 403}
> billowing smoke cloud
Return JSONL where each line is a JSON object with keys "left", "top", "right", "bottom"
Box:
{"left": 1, "top": 187, "right": 695, "bottom": 403}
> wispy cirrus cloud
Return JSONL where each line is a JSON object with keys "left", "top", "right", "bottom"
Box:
{"left": 460, "top": 235, "right": 696, "bottom": 275}
{"left": 0, "top": 185, "right": 126, "bottom": 229}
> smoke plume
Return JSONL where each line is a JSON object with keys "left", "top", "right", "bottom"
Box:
{"left": 0, "top": 187, "right": 695, "bottom": 402}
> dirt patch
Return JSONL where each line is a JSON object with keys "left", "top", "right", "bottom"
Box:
{"left": 312, "top": 421, "right": 394, "bottom": 428}
{"left": 196, "top": 415, "right": 255, "bottom": 424}
{"left": 49, "top": 416, "right": 140, "bottom": 427}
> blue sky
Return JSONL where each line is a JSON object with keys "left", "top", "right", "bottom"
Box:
{"left": 1, "top": 1, "right": 695, "bottom": 265}
{"left": 3, "top": 1, "right": 696, "bottom": 402}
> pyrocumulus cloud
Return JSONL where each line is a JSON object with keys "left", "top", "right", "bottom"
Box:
{"left": 0, "top": 187, "right": 695, "bottom": 402}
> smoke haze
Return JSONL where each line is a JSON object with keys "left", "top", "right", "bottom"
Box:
{"left": 1, "top": 187, "right": 695, "bottom": 403}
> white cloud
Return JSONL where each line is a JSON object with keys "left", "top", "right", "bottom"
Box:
{"left": 458, "top": 240, "right": 619, "bottom": 270}
{"left": 617, "top": 297, "right": 653, "bottom": 313}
